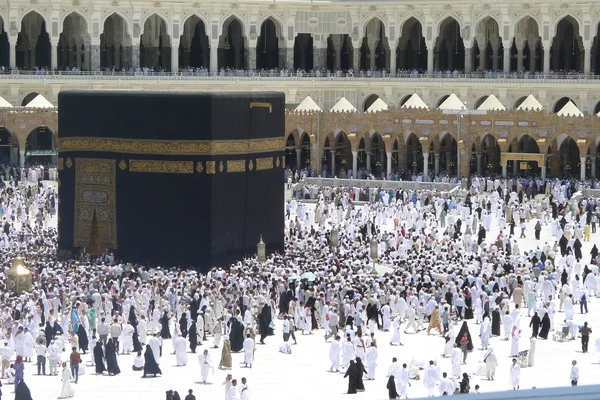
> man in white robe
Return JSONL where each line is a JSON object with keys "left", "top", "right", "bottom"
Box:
{"left": 484, "top": 347, "right": 498, "bottom": 380}
{"left": 198, "top": 349, "right": 214, "bottom": 383}
{"left": 119, "top": 322, "right": 135, "bottom": 354}
{"left": 243, "top": 335, "right": 254, "bottom": 368}
{"left": 58, "top": 362, "right": 74, "bottom": 399}
{"left": 174, "top": 336, "right": 188, "bottom": 366}
{"left": 365, "top": 343, "right": 377, "bottom": 380}
{"left": 510, "top": 358, "right": 521, "bottom": 390}
{"left": 438, "top": 372, "right": 454, "bottom": 396}
{"left": 423, "top": 361, "right": 440, "bottom": 397}
{"left": 341, "top": 336, "right": 355, "bottom": 370}
{"left": 398, "top": 364, "right": 409, "bottom": 399}
{"left": 329, "top": 336, "right": 341, "bottom": 372}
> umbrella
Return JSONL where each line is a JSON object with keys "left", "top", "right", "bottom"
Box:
{"left": 288, "top": 274, "right": 301, "bottom": 281}
{"left": 301, "top": 272, "right": 317, "bottom": 281}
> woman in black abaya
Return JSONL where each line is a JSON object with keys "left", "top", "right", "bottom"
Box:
{"left": 464, "top": 293, "right": 474, "bottom": 320}
{"left": 143, "top": 345, "right": 162, "bottom": 377}
{"left": 539, "top": 313, "right": 551, "bottom": 339}
{"left": 179, "top": 313, "right": 188, "bottom": 338}
{"left": 77, "top": 324, "right": 89, "bottom": 354}
{"left": 105, "top": 338, "right": 121, "bottom": 375}
{"left": 529, "top": 312, "right": 541, "bottom": 338}
{"left": 230, "top": 318, "right": 245, "bottom": 353}
{"left": 94, "top": 341, "right": 106, "bottom": 374}
{"left": 344, "top": 359, "right": 359, "bottom": 394}
{"left": 188, "top": 320, "right": 198, "bottom": 353}
{"left": 160, "top": 311, "right": 171, "bottom": 339}
{"left": 355, "top": 357, "right": 366, "bottom": 392}
{"left": 258, "top": 306, "right": 271, "bottom": 344}
{"left": 387, "top": 375, "right": 399, "bottom": 399}
{"left": 491, "top": 307, "right": 501, "bottom": 336}
{"left": 454, "top": 321, "right": 474, "bottom": 351}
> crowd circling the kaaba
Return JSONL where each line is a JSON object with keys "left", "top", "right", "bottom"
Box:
{"left": 0, "top": 170, "right": 598, "bottom": 398}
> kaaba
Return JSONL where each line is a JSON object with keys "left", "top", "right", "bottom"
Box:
{"left": 57, "top": 91, "right": 285, "bottom": 270}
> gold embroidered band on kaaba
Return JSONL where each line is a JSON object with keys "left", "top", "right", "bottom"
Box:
{"left": 59, "top": 137, "right": 285, "bottom": 155}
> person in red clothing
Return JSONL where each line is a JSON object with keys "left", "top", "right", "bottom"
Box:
{"left": 69, "top": 347, "right": 81, "bottom": 384}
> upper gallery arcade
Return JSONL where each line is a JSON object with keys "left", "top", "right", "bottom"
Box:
{"left": 4, "top": 2, "right": 600, "bottom": 74}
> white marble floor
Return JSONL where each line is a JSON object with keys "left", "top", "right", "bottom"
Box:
{"left": 16, "top": 193, "right": 600, "bottom": 400}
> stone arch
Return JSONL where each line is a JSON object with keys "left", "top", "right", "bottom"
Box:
{"left": 397, "top": 17, "right": 427, "bottom": 71}
{"left": 256, "top": 17, "right": 281, "bottom": 70}
{"left": 220, "top": 14, "right": 247, "bottom": 37}
{"left": 0, "top": 16, "right": 9, "bottom": 68}
{"left": 405, "top": 132, "right": 424, "bottom": 173}
{"left": 399, "top": 94, "right": 412, "bottom": 107}
{"left": 363, "top": 94, "right": 380, "bottom": 111}
{"left": 0, "top": 127, "right": 19, "bottom": 165}
{"left": 473, "top": 16, "right": 503, "bottom": 72}
{"left": 180, "top": 14, "right": 210, "bottom": 69}
{"left": 436, "top": 94, "right": 450, "bottom": 108}
{"left": 323, "top": 130, "right": 351, "bottom": 177}
{"left": 101, "top": 10, "right": 130, "bottom": 29}
{"left": 360, "top": 17, "right": 389, "bottom": 71}
{"left": 553, "top": 97, "right": 576, "bottom": 113}
{"left": 435, "top": 17, "right": 465, "bottom": 71}
{"left": 21, "top": 92, "right": 39, "bottom": 106}
{"left": 513, "top": 96, "right": 528, "bottom": 110}
{"left": 25, "top": 125, "right": 57, "bottom": 165}
{"left": 473, "top": 14, "right": 501, "bottom": 36}
{"left": 286, "top": 129, "right": 300, "bottom": 147}
{"left": 593, "top": 100, "right": 600, "bottom": 115}
{"left": 361, "top": 17, "right": 387, "bottom": 39}
{"left": 553, "top": 13, "right": 582, "bottom": 34}
{"left": 219, "top": 15, "right": 247, "bottom": 69}
{"left": 257, "top": 15, "right": 285, "bottom": 41}
{"left": 19, "top": 9, "right": 49, "bottom": 27}
{"left": 17, "top": 11, "right": 51, "bottom": 70}
{"left": 398, "top": 15, "right": 425, "bottom": 35}
{"left": 58, "top": 11, "right": 91, "bottom": 70}
{"left": 140, "top": 13, "right": 172, "bottom": 70}
{"left": 551, "top": 15, "right": 583, "bottom": 72}
{"left": 141, "top": 11, "right": 170, "bottom": 30}
{"left": 101, "top": 12, "right": 132, "bottom": 70}
{"left": 60, "top": 10, "right": 89, "bottom": 28}
{"left": 473, "top": 95, "right": 489, "bottom": 110}
{"left": 512, "top": 15, "right": 543, "bottom": 73}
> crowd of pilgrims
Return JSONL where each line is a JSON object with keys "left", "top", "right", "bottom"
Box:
{"left": 0, "top": 174, "right": 599, "bottom": 399}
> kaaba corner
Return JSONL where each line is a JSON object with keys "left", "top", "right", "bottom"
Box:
{"left": 57, "top": 91, "right": 285, "bottom": 270}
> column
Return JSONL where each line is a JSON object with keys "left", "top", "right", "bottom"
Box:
{"left": 434, "top": 153, "right": 440, "bottom": 175}
{"left": 477, "top": 43, "right": 485, "bottom": 71}
{"left": 51, "top": 41, "right": 58, "bottom": 71}
{"left": 285, "top": 47, "right": 294, "bottom": 71}
{"left": 503, "top": 46, "right": 510, "bottom": 73}
{"left": 248, "top": 41, "right": 257, "bottom": 71}
{"left": 591, "top": 156, "right": 597, "bottom": 179}
{"left": 512, "top": 159, "right": 518, "bottom": 176}
{"left": 584, "top": 45, "right": 591, "bottom": 75}
{"left": 464, "top": 47, "right": 472, "bottom": 73}
{"left": 517, "top": 47, "right": 524, "bottom": 72}
{"left": 386, "top": 151, "right": 392, "bottom": 177}
{"left": 427, "top": 42, "right": 434, "bottom": 74}
{"left": 423, "top": 152, "right": 429, "bottom": 181}
{"left": 543, "top": 42, "right": 550, "bottom": 74}
{"left": 19, "top": 149, "right": 25, "bottom": 168}
{"left": 581, "top": 157, "right": 587, "bottom": 181}
{"left": 366, "top": 152, "right": 371, "bottom": 172}
{"left": 445, "top": 151, "right": 451, "bottom": 171}
{"left": 389, "top": 41, "right": 396, "bottom": 76}
{"left": 210, "top": 41, "right": 218, "bottom": 74}
{"left": 540, "top": 166, "right": 547, "bottom": 180}
{"left": 492, "top": 45, "right": 499, "bottom": 71}
{"left": 9, "top": 37, "right": 16, "bottom": 69}
{"left": 352, "top": 151, "right": 358, "bottom": 178}
{"left": 352, "top": 40, "right": 360, "bottom": 72}
{"left": 295, "top": 148, "right": 301, "bottom": 170}
{"left": 330, "top": 150, "right": 336, "bottom": 177}
{"left": 502, "top": 164, "right": 507, "bottom": 177}
{"left": 476, "top": 153, "right": 482, "bottom": 175}
{"left": 171, "top": 40, "right": 179, "bottom": 72}
{"left": 90, "top": 39, "right": 100, "bottom": 72}
{"left": 132, "top": 39, "right": 141, "bottom": 70}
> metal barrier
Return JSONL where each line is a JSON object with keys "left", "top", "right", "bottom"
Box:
{"left": 303, "top": 177, "right": 459, "bottom": 192}
{"left": 2, "top": 70, "right": 600, "bottom": 83}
